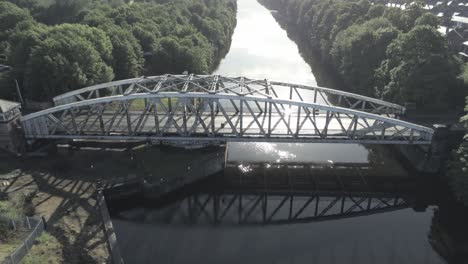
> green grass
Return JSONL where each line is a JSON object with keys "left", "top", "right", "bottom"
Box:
{"left": 21, "top": 233, "right": 62, "bottom": 264}
{"left": 0, "top": 238, "right": 22, "bottom": 259}
{"left": 0, "top": 195, "right": 26, "bottom": 219}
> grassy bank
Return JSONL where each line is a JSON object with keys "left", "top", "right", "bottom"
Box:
{"left": 0, "top": 154, "right": 112, "bottom": 263}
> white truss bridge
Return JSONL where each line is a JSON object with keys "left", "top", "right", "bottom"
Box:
{"left": 20, "top": 75, "right": 434, "bottom": 145}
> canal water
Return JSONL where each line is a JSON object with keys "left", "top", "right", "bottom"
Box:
{"left": 107, "top": 0, "right": 467, "bottom": 263}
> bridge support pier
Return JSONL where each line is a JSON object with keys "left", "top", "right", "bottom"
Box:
{"left": 391, "top": 125, "right": 464, "bottom": 174}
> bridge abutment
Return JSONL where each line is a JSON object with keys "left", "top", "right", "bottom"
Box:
{"left": 0, "top": 99, "right": 26, "bottom": 155}
{"left": 391, "top": 124, "right": 465, "bottom": 174}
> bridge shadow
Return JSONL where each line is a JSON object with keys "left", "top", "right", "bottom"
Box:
{"left": 106, "top": 159, "right": 429, "bottom": 226}
{"left": 0, "top": 149, "right": 153, "bottom": 263}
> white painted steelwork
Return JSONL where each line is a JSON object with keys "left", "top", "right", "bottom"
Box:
{"left": 53, "top": 75, "right": 406, "bottom": 115}
{"left": 22, "top": 89, "right": 433, "bottom": 144}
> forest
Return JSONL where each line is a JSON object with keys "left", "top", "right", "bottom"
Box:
{"left": 0, "top": 0, "right": 237, "bottom": 101}
{"left": 261, "top": 0, "right": 466, "bottom": 112}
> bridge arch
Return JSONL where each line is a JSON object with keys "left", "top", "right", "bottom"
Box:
{"left": 52, "top": 75, "right": 406, "bottom": 115}
{"left": 22, "top": 92, "right": 433, "bottom": 144}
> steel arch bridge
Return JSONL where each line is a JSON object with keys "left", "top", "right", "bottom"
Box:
{"left": 21, "top": 75, "right": 434, "bottom": 145}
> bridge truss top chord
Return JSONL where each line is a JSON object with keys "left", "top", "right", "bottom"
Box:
{"left": 52, "top": 75, "right": 406, "bottom": 115}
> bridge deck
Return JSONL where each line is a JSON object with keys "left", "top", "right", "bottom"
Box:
{"left": 21, "top": 76, "right": 434, "bottom": 145}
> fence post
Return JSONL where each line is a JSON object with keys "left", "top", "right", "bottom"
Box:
{"left": 26, "top": 216, "right": 31, "bottom": 229}
{"left": 41, "top": 216, "right": 47, "bottom": 230}
{"left": 4, "top": 216, "right": 45, "bottom": 264}
{"left": 10, "top": 219, "right": 16, "bottom": 231}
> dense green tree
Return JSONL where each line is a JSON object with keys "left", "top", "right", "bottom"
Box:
{"left": 383, "top": 4, "right": 425, "bottom": 32}
{"left": 331, "top": 18, "right": 399, "bottom": 96}
{"left": 107, "top": 27, "right": 144, "bottom": 79}
{"left": 37, "top": 0, "right": 93, "bottom": 24}
{"left": 447, "top": 97, "right": 468, "bottom": 206}
{"left": 365, "top": 4, "right": 385, "bottom": 20}
{"left": 0, "top": 1, "right": 33, "bottom": 41}
{"left": 261, "top": 0, "right": 465, "bottom": 111}
{"left": 415, "top": 13, "right": 439, "bottom": 28}
{"left": 377, "top": 26, "right": 462, "bottom": 109}
{"left": 23, "top": 24, "right": 114, "bottom": 100}
{"left": 0, "top": 0, "right": 237, "bottom": 101}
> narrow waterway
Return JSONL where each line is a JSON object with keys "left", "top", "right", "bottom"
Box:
{"left": 107, "top": 0, "right": 465, "bottom": 263}
{"left": 215, "top": 0, "right": 371, "bottom": 164}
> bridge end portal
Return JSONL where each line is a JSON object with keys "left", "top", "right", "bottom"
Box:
{"left": 0, "top": 99, "right": 25, "bottom": 155}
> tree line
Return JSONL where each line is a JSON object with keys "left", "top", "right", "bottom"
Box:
{"left": 448, "top": 99, "right": 468, "bottom": 206}
{"left": 0, "top": 0, "right": 237, "bottom": 101}
{"left": 260, "top": 0, "right": 466, "bottom": 112}
{"left": 260, "top": 0, "right": 468, "bottom": 205}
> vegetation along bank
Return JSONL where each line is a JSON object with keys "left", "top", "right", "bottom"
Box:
{"left": 260, "top": 0, "right": 468, "bottom": 205}
{"left": 0, "top": 0, "right": 237, "bottom": 102}
{"left": 260, "top": 0, "right": 466, "bottom": 112}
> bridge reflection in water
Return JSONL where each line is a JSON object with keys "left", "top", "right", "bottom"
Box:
{"left": 108, "top": 158, "right": 449, "bottom": 264}
{"left": 110, "top": 162, "right": 414, "bottom": 226}
{"left": 119, "top": 162, "right": 409, "bottom": 226}
{"left": 109, "top": 159, "right": 418, "bottom": 223}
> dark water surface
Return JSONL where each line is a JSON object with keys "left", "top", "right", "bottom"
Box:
{"left": 107, "top": 0, "right": 468, "bottom": 263}
{"left": 107, "top": 145, "right": 456, "bottom": 264}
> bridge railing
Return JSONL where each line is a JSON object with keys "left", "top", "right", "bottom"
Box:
{"left": 52, "top": 75, "right": 405, "bottom": 115}
{"left": 22, "top": 92, "right": 433, "bottom": 144}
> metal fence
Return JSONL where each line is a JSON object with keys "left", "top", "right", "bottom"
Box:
{"left": 1, "top": 216, "right": 45, "bottom": 264}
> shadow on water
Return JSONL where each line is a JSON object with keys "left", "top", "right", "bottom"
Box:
{"left": 103, "top": 145, "right": 468, "bottom": 264}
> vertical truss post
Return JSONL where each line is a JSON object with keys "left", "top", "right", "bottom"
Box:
{"left": 69, "top": 108, "right": 78, "bottom": 134}
{"left": 98, "top": 105, "right": 105, "bottom": 134}
{"left": 182, "top": 98, "right": 187, "bottom": 135}
{"left": 210, "top": 99, "right": 215, "bottom": 135}
{"left": 295, "top": 106, "right": 301, "bottom": 137}
{"left": 153, "top": 100, "right": 160, "bottom": 135}
{"left": 124, "top": 101, "right": 132, "bottom": 134}
{"left": 168, "top": 97, "right": 172, "bottom": 113}
{"left": 239, "top": 100, "right": 243, "bottom": 136}
{"left": 267, "top": 102, "right": 272, "bottom": 137}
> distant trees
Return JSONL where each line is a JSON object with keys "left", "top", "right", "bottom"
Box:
{"left": 447, "top": 97, "right": 468, "bottom": 206}
{"left": 0, "top": 0, "right": 237, "bottom": 101}
{"left": 260, "top": 0, "right": 465, "bottom": 112}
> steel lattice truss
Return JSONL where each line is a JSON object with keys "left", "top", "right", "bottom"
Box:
{"left": 53, "top": 75, "right": 405, "bottom": 115}
{"left": 117, "top": 191, "right": 407, "bottom": 225}
{"left": 22, "top": 94, "right": 433, "bottom": 144}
